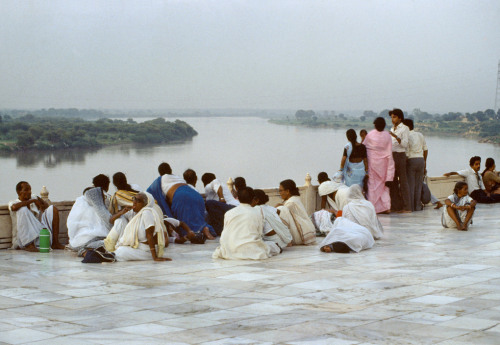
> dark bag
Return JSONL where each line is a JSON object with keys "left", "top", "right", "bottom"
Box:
{"left": 421, "top": 181, "right": 431, "bottom": 204}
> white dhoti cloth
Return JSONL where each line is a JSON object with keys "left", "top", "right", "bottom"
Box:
{"left": 312, "top": 209, "right": 335, "bottom": 235}
{"left": 342, "top": 200, "right": 383, "bottom": 240}
{"left": 10, "top": 205, "right": 54, "bottom": 248}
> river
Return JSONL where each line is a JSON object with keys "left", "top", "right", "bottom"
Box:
{"left": 1, "top": 116, "right": 499, "bottom": 203}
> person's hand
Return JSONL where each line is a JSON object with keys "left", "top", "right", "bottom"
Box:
{"left": 122, "top": 206, "right": 132, "bottom": 213}
{"left": 154, "top": 257, "right": 172, "bottom": 262}
{"left": 34, "top": 197, "right": 46, "bottom": 210}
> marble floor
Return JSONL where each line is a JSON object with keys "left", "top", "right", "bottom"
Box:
{"left": 1, "top": 204, "right": 500, "bottom": 345}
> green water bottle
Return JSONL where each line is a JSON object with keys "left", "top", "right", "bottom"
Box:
{"left": 39, "top": 228, "right": 50, "bottom": 253}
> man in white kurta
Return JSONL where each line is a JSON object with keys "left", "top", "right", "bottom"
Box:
{"left": 213, "top": 188, "right": 280, "bottom": 260}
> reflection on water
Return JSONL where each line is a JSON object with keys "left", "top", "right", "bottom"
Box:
{"left": 2, "top": 138, "right": 195, "bottom": 169}
{"left": 8, "top": 148, "right": 98, "bottom": 168}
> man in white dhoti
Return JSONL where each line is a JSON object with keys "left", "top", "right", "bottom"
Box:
{"left": 104, "top": 192, "right": 171, "bottom": 262}
{"left": 8, "top": 181, "right": 64, "bottom": 251}
{"left": 312, "top": 172, "right": 349, "bottom": 235}
{"left": 213, "top": 187, "right": 281, "bottom": 260}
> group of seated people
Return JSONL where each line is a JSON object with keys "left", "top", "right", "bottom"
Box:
{"left": 8, "top": 154, "right": 498, "bottom": 261}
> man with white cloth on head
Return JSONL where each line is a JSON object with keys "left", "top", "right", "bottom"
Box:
{"left": 312, "top": 172, "right": 349, "bottom": 235}
{"left": 213, "top": 187, "right": 281, "bottom": 260}
{"left": 104, "top": 192, "right": 171, "bottom": 262}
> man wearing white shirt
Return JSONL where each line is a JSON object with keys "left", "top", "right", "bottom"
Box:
{"left": 202, "top": 172, "right": 239, "bottom": 235}
{"left": 388, "top": 108, "right": 411, "bottom": 213}
{"left": 444, "top": 156, "right": 500, "bottom": 203}
{"left": 403, "top": 119, "right": 428, "bottom": 211}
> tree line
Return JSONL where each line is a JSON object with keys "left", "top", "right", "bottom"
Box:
{"left": 0, "top": 115, "right": 197, "bottom": 152}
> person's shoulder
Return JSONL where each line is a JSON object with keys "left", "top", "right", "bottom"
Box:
{"left": 8, "top": 199, "right": 20, "bottom": 211}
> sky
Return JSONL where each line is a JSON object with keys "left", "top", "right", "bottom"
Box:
{"left": 1, "top": 0, "right": 500, "bottom": 113}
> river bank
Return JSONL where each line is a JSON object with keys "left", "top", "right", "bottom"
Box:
{"left": 269, "top": 118, "right": 500, "bottom": 144}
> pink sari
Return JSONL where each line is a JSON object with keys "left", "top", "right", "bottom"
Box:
{"left": 363, "top": 129, "right": 395, "bottom": 213}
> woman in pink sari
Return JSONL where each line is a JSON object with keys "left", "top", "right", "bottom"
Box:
{"left": 363, "top": 117, "right": 395, "bottom": 214}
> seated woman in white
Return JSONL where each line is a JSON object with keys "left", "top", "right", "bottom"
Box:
{"left": 319, "top": 217, "right": 374, "bottom": 254}
{"left": 8, "top": 181, "right": 64, "bottom": 251}
{"left": 252, "top": 189, "right": 292, "bottom": 250}
{"left": 276, "top": 179, "right": 316, "bottom": 245}
{"left": 442, "top": 181, "right": 476, "bottom": 231}
{"left": 104, "top": 192, "right": 171, "bottom": 262}
{"left": 67, "top": 187, "right": 112, "bottom": 255}
{"left": 341, "top": 184, "right": 383, "bottom": 240}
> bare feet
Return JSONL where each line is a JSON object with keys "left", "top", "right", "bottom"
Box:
{"left": 203, "top": 227, "right": 216, "bottom": 240}
{"left": 434, "top": 201, "right": 443, "bottom": 209}
{"left": 321, "top": 245, "right": 332, "bottom": 253}
{"left": 398, "top": 210, "right": 412, "bottom": 214}
{"left": 24, "top": 243, "right": 39, "bottom": 252}
{"left": 378, "top": 210, "right": 390, "bottom": 214}
{"left": 52, "top": 242, "right": 65, "bottom": 250}
{"left": 175, "top": 237, "right": 188, "bottom": 244}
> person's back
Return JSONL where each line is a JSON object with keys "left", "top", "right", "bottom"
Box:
{"left": 213, "top": 187, "right": 279, "bottom": 260}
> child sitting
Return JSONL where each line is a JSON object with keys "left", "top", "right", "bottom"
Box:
{"left": 441, "top": 181, "right": 477, "bottom": 231}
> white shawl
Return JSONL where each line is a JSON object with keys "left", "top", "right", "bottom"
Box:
{"left": 116, "top": 192, "right": 166, "bottom": 257}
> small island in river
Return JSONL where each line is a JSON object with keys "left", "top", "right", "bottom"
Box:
{"left": 0, "top": 115, "right": 197, "bottom": 152}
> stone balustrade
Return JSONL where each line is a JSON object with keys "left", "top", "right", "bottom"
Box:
{"left": 0, "top": 174, "right": 464, "bottom": 250}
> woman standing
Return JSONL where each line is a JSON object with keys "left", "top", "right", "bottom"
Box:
{"left": 340, "top": 129, "right": 368, "bottom": 188}
{"left": 276, "top": 179, "right": 316, "bottom": 245}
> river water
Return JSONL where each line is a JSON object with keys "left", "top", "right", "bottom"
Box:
{"left": 1, "top": 116, "right": 499, "bottom": 203}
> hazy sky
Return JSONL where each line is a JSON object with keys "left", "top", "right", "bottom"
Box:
{"left": 1, "top": 0, "right": 500, "bottom": 113}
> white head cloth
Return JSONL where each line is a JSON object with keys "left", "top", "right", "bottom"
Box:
{"left": 318, "top": 180, "right": 344, "bottom": 196}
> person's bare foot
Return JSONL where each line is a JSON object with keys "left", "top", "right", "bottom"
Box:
{"left": 203, "top": 227, "right": 215, "bottom": 240}
{"left": 175, "top": 237, "right": 187, "bottom": 244}
{"left": 398, "top": 210, "right": 412, "bottom": 214}
{"left": 378, "top": 210, "right": 390, "bottom": 214}
{"left": 24, "top": 243, "right": 39, "bottom": 252}
{"left": 321, "top": 245, "right": 332, "bottom": 253}
{"left": 52, "top": 242, "right": 65, "bottom": 250}
{"left": 434, "top": 201, "right": 443, "bottom": 209}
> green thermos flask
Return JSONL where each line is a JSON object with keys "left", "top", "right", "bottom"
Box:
{"left": 39, "top": 228, "right": 50, "bottom": 253}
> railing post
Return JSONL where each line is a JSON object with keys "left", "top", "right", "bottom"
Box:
{"left": 304, "top": 173, "right": 315, "bottom": 215}
{"left": 40, "top": 186, "right": 51, "bottom": 204}
{"left": 227, "top": 177, "right": 234, "bottom": 194}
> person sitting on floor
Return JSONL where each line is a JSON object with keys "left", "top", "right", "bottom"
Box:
{"left": 481, "top": 158, "right": 500, "bottom": 194}
{"left": 183, "top": 168, "right": 199, "bottom": 190}
{"left": 230, "top": 176, "right": 247, "bottom": 199}
{"left": 103, "top": 192, "right": 171, "bottom": 261}
{"left": 252, "top": 189, "right": 293, "bottom": 249}
{"left": 202, "top": 172, "right": 239, "bottom": 236}
{"left": 441, "top": 181, "right": 477, "bottom": 231}
{"left": 8, "top": 181, "right": 64, "bottom": 251}
{"left": 213, "top": 187, "right": 281, "bottom": 260}
{"left": 147, "top": 162, "right": 216, "bottom": 240}
{"left": 67, "top": 186, "right": 112, "bottom": 255}
{"left": 444, "top": 156, "right": 500, "bottom": 203}
{"left": 276, "top": 179, "right": 316, "bottom": 245}
{"left": 92, "top": 174, "right": 112, "bottom": 209}
{"left": 342, "top": 184, "right": 384, "bottom": 240}
{"left": 109, "top": 172, "right": 141, "bottom": 214}
{"left": 319, "top": 217, "right": 375, "bottom": 254}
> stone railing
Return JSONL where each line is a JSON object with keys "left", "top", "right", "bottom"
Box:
{"left": 0, "top": 174, "right": 464, "bottom": 249}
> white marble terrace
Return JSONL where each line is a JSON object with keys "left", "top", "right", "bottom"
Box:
{"left": 1, "top": 200, "right": 500, "bottom": 344}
